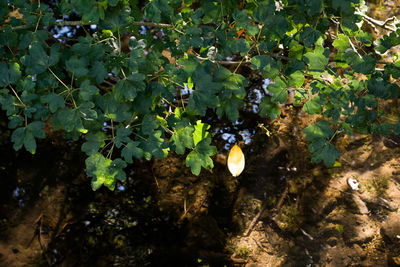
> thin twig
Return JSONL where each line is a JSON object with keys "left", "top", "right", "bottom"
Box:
{"left": 275, "top": 186, "right": 288, "bottom": 211}
{"left": 349, "top": 37, "right": 362, "bottom": 58}
{"left": 243, "top": 201, "right": 267, "bottom": 236}
{"left": 196, "top": 56, "right": 251, "bottom": 65}
{"left": 243, "top": 185, "right": 288, "bottom": 237}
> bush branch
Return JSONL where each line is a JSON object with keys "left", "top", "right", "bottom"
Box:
{"left": 355, "top": 11, "right": 398, "bottom": 32}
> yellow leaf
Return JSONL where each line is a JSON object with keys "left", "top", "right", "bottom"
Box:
{"left": 227, "top": 144, "right": 245, "bottom": 177}
{"left": 393, "top": 256, "right": 400, "bottom": 265}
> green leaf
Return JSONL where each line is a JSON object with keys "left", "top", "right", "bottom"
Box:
{"left": 259, "top": 96, "right": 281, "bottom": 119}
{"left": 108, "top": 0, "right": 119, "bottom": 6}
{"left": 101, "top": 5, "right": 132, "bottom": 30}
{"left": 288, "top": 71, "right": 304, "bottom": 87}
{"left": 79, "top": 101, "right": 98, "bottom": 120}
{"left": 193, "top": 120, "right": 210, "bottom": 146}
{"left": 72, "top": 0, "right": 100, "bottom": 23}
{"left": 298, "top": 0, "right": 322, "bottom": 17}
{"left": 0, "top": 62, "right": 21, "bottom": 87}
{"left": 98, "top": 94, "right": 132, "bottom": 122}
{"left": 304, "top": 43, "right": 329, "bottom": 77}
{"left": 185, "top": 137, "right": 216, "bottom": 175}
{"left": 356, "top": 31, "right": 373, "bottom": 46}
{"left": 49, "top": 44, "right": 60, "bottom": 66}
{"left": 187, "top": 76, "right": 194, "bottom": 89}
{"left": 375, "top": 33, "right": 398, "bottom": 54}
{"left": 141, "top": 130, "right": 166, "bottom": 160}
{"left": 41, "top": 93, "right": 65, "bottom": 113}
{"left": 333, "top": 34, "right": 350, "bottom": 53}
{"left": 367, "top": 78, "right": 398, "bottom": 99}
{"left": 66, "top": 56, "right": 89, "bottom": 77}
{"left": 268, "top": 77, "right": 287, "bottom": 104}
{"left": 81, "top": 132, "right": 106, "bottom": 155}
{"left": 227, "top": 38, "right": 250, "bottom": 55}
{"left": 308, "top": 138, "right": 340, "bottom": 167}
{"left": 343, "top": 51, "right": 377, "bottom": 74}
{"left": 253, "top": 2, "right": 275, "bottom": 23}
{"left": 11, "top": 122, "right": 45, "bottom": 154}
{"left": 23, "top": 130, "right": 36, "bottom": 154}
{"left": 115, "top": 127, "right": 132, "bottom": 148}
{"left": 27, "top": 121, "right": 46, "bottom": 138}
{"left": 0, "top": 93, "right": 18, "bottom": 116}
{"left": 108, "top": 158, "right": 127, "bottom": 182}
{"left": 341, "top": 13, "right": 361, "bottom": 34}
{"left": 51, "top": 108, "right": 86, "bottom": 133}
{"left": 300, "top": 27, "right": 322, "bottom": 47}
{"left": 214, "top": 67, "right": 248, "bottom": 96}
{"left": 188, "top": 70, "right": 221, "bottom": 116}
{"left": 217, "top": 96, "right": 243, "bottom": 122}
{"left": 177, "top": 55, "right": 200, "bottom": 76}
{"left": 233, "top": 9, "right": 251, "bottom": 29}
{"left": 122, "top": 141, "right": 144, "bottom": 163}
{"left": 0, "top": 28, "right": 18, "bottom": 47}
{"left": 171, "top": 125, "right": 194, "bottom": 154}
{"left": 303, "top": 120, "right": 333, "bottom": 142}
{"left": 377, "top": 122, "right": 392, "bottom": 137}
{"left": 142, "top": 114, "right": 159, "bottom": 135}
{"left": 90, "top": 61, "right": 108, "bottom": 83}
{"left": 145, "top": 1, "right": 161, "bottom": 22}
{"left": 114, "top": 73, "right": 145, "bottom": 102}
{"left": 21, "top": 43, "right": 50, "bottom": 75}
{"left": 293, "top": 88, "right": 308, "bottom": 106}
{"left": 42, "top": 12, "right": 56, "bottom": 26}
{"left": 251, "top": 55, "right": 280, "bottom": 79}
{"left": 331, "top": 0, "right": 353, "bottom": 15}
{"left": 8, "top": 115, "right": 24, "bottom": 129}
{"left": 79, "top": 80, "right": 99, "bottom": 101}
{"left": 11, "top": 127, "right": 26, "bottom": 151}
{"left": 303, "top": 94, "right": 325, "bottom": 115}
{"left": 86, "top": 153, "right": 119, "bottom": 191}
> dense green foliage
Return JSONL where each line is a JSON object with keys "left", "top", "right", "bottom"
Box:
{"left": 1, "top": 0, "right": 400, "bottom": 190}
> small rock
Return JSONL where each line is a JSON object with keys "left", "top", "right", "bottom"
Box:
{"left": 381, "top": 213, "right": 400, "bottom": 244}
{"left": 347, "top": 177, "right": 360, "bottom": 191}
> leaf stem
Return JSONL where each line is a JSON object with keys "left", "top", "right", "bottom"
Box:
{"left": 329, "top": 129, "right": 340, "bottom": 142}
{"left": 34, "top": 11, "right": 42, "bottom": 32}
{"left": 9, "top": 85, "right": 25, "bottom": 107}
{"left": 9, "top": 85, "right": 28, "bottom": 127}
{"left": 48, "top": 68, "right": 69, "bottom": 91}
{"left": 132, "top": 131, "right": 147, "bottom": 141}
{"left": 107, "top": 119, "right": 115, "bottom": 159}
{"left": 48, "top": 68, "right": 77, "bottom": 108}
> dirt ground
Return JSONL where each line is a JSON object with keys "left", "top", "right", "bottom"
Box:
{"left": 226, "top": 107, "right": 400, "bottom": 267}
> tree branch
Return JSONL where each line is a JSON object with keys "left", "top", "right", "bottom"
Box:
{"left": 195, "top": 52, "right": 290, "bottom": 66}
{"left": 11, "top": 20, "right": 172, "bottom": 31}
{"left": 355, "top": 11, "right": 398, "bottom": 32}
